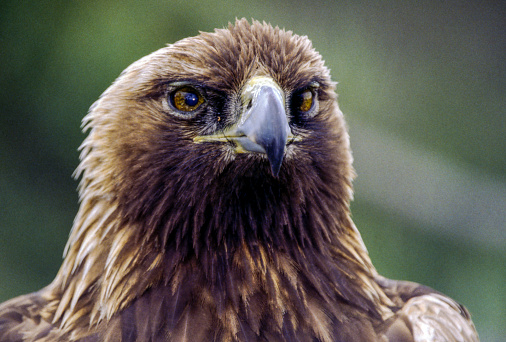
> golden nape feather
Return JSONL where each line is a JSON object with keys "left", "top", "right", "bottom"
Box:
{"left": 0, "top": 19, "right": 479, "bottom": 341}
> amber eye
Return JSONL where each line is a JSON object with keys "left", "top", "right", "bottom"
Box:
{"left": 294, "top": 89, "right": 314, "bottom": 112}
{"left": 170, "top": 86, "right": 204, "bottom": 112}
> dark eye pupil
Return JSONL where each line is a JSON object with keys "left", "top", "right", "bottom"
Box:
{"left": 185, "top": 92, "right": 199, "bottom": 107}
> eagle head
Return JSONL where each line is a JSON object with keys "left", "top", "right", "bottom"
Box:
{"left": 76, "top": 18, "right": 355, "bottom": 255}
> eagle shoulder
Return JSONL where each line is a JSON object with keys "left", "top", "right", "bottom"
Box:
{"left": 0, "top": 290, "right": 54, "bottom": 341}
{"left": 379, "top": 277, "right": 479, "bottom": 342}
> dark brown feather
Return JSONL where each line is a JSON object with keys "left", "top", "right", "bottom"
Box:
{"left": 0, "top": 19, "right": 479, "bottom": 341}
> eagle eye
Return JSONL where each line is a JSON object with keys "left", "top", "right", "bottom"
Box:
{"left": 295, "top": 89, "right": 314, "bottom": 112}
{"left": 291, "top": 86, "right": 318, "bottom": 120}
{"left": 170, "top": 86, "right": 204, "bottom": 112}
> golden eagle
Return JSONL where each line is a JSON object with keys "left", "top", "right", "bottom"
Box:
{"left": 0, "top": 19, "right": 479, "bottom": 341}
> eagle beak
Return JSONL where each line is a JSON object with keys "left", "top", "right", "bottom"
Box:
{"left": 233, "top": 76, "right": 292, "bottom": 176}
{"left": 195, "top": 76, "right": 293, "bottom": 177}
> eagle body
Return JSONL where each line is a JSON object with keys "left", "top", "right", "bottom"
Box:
{"left": 0, "top": 19, "right": 479, "bottom": 342}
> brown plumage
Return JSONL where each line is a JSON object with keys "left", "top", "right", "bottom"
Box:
{"left": 0, "top": 19, "right": 479, "bottom": 341}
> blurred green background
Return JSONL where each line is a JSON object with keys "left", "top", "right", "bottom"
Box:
{"left": 0, "top": 1, "right": 504, "bottom": 340}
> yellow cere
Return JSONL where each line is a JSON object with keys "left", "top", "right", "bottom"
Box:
{"left": 239, "top": 76, "right": 285, "bottom": 125}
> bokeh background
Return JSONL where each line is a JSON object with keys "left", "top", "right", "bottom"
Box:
{"left": 0, "top": 1, "right": 504, "bottom": 340}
